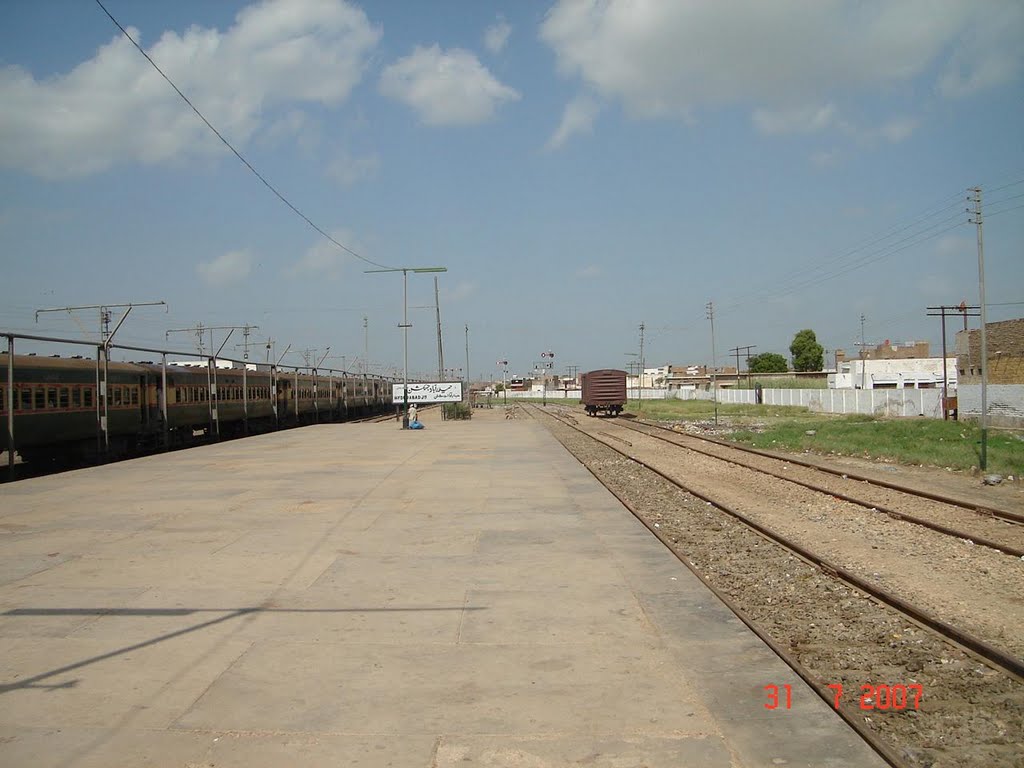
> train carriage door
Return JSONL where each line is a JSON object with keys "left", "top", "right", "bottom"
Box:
{"left": 270, "top": 365, "right": 278, "bottom": 427}
{"left": 140, "top": 375, "right": 149, "bottom": 428}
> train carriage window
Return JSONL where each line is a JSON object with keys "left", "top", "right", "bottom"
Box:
{"left": 47, "top": 387, "right": 58, "bottom": 409}
{"left": 35, "top": 387, "right": 45, "bottom": 410}
{"left": 21, "top": 388, "right": 32, "bottom": 410}
{"left": 131, "top": 388, "right": 139, "bottom": 406}
{"left": 112, "top": 387, "right": 122, "bottom": 407}
{"left": 60, "top": 388, "right": 69, "bottom": 409}
{"left": 84, "top": 388, "right": 94, "bottom": 408}
{"left": 72, "top": 388, "right": 81, "bottom": 408}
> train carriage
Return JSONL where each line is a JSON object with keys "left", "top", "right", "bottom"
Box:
{"left": 580, "top": 368, "right": 627, "bottom": 417}
{"left": 0, "top": 355, "right": 147, "bottom": 463}
{"left": 1, "top": 351, "right": 398, "bottom": 470}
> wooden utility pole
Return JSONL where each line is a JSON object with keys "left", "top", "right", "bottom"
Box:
{"left": 927, "top": 304, "right": 979, "bottom": 420}
{"left": 729, "top": 344, "right": 756, "bottom": 387}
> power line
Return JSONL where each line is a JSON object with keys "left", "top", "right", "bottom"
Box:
{"left": 778, "top": 213, "right": 966, "bottom": 296}
{"left": 717, "top": 193, "right": 965, "bottom": 317}
{"left": 987, "top": 203, "right": 1024, "bottom": 218}
{"left": 987, "top": 177, "right": 1024, "bottom": 195}
{"left": 988, "top": 190, "right": 1024, "bottom": 206}
{"left": 715, "top": 178, "right": 1021, "bottom": 326}
{"left": 93, "top": 0, "right": 393, "bottom": 271}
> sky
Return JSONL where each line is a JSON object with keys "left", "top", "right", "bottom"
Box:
{"left": 1, "top": 0, "right": 1022, "bottom": 382}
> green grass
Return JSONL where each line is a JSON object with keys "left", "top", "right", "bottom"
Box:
{"left": 624, "top": 397, "right": 810, "bottom": 422}
{"left": 728, "top": 416, "right": 1024, "bottom": 476}
{"left": 618, "top": 398, "right": 1023, "bottom": 475}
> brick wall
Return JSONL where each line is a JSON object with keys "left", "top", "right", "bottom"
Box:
{"left": 955, "top": 318, "right": 1024, "bottom": 384}
{"left": 836, "top": 340, "right": 930, "bottom": 363}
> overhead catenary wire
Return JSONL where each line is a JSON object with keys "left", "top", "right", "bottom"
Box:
{"left": 714, "top": 178, "right": 1022, "bottom": 327}
{"left": 93, "top": 0, "right": 394, "bottom": 271}
{"left": 715, "top": 192, "right": 966, "bottom": 318}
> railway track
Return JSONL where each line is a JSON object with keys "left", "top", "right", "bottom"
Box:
{"left": 527, "top": 404, "right": 1024, "bottom": 768}
{"left": 609, "top": 417, "right": 1024, "bottom": 558}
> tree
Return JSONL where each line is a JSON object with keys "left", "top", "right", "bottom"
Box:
{"left": 790, "top": 329, "right": 824, "bottom": 372}
{"left": 748, "top": 352, "right": 788, "bottom": 373}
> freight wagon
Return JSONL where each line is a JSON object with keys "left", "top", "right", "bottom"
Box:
{"left": 580, "top": 368, "right": 627, "bottom": 416}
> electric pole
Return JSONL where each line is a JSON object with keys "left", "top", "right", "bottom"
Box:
{"left": 465, "top": 323, "right": 470, "bottom": 392}
{"left": 706, "top": 302, "right": 717, "bottom": 426}
{"left": 434, "top": 277, "right": 444, "bottom": 381}
{"left": 638, "top": 322, "right": 645, "bottom": 410}
{"left": 363, "top": 316, "right": 369, "bottom": 376}
{"left": 238, "top": 324, "right": 260, "bottom": 360}
{"left": 856, "top": 314, "right": 868, "bottom": 390}
{"left": 35, "top": 301, "right": 167, "bottom": 456}
{"left": 969, "top": 187, "right": 989, "bottom": 469}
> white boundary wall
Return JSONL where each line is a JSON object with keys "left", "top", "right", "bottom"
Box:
{"left": 501, "top": 385, "right": 1024, "bottom": 424}
{"left": 957, "top": 384, "right": 1024, "bottom": 427}
{"left": 501, "top": 387, "right": 941, "bottom": 417}
{"left": 675, "top": 387, "right": 942, "bottom": 418}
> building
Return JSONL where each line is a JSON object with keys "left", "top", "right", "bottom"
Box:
{"left": 955, "top": 318, "right": 1024, "bottom": 384}
{"left": 663, "top": 364, "right": 738, "bottom": 391}
{"left": 830, "top": 357, "right": 956, "bottom": 390}
{"left": 835, "top": 340, "right": 930, "bottom": 363}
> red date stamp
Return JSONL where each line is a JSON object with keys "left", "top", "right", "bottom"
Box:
{"left": 764, "top": 683, "right": 923, "bottom": 710}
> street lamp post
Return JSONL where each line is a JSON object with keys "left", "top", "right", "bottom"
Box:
{"left": 497, "top": 360, "right": 508, "bottom": 405}
{"left": 540, "top": 350, "right": 554, "bottom": 406}
{"left": 366, "top": 266, "right": 447, "bottom": 428}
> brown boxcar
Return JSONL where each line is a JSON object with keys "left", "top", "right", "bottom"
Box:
{"left": 580, "top": 369, "right": 627, "bottom": 416}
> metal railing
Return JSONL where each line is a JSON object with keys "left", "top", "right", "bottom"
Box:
{"left": 3, "top": 330, "right": 397, "bottom": 478}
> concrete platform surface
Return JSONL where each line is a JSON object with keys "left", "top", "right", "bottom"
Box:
{"left": 0, "top": 408, "right": 886, "bottom": 767}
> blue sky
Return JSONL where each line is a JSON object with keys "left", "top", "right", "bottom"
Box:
{"left": 1, "top": 0, "right": 1022, "bottom": 381}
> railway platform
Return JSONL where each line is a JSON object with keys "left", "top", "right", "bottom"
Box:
{"left": 0, "top": 407, "right": 886, "bottom": 767}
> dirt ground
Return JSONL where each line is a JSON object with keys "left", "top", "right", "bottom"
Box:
{"left": 798, "top": 452, "right": 1023, "bottom": 512}
{"left": 656, "top": 417, "right": 1024, "bottom": 514}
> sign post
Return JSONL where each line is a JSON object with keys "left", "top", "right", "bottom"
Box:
{"left": 391, "top": 381, "right": 464, "bottom": 405}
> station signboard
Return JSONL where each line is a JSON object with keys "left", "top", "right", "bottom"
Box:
{"left": 391, "top": 382, "right": 463, "bottom": 403}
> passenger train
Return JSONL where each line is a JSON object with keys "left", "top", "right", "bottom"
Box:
{"left": 0, "top": 352, "right": 396, "bottom": 467}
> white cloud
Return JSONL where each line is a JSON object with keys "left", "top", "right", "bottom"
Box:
{"left": 484, "top": 17, "right": 512, "bottom": 54}
{"left": 287, "top": 232, "right": 354, "bottom": 280}
{"left": 753, "top": 104, "right": 840, "bottom": 136}
{"left": 326, "top": 150, "right": 379, "bottom": 186}
{"left": 0, "top": 0, "right": 381, "bottom": 179}
{"left": 547, "top": 95, "right": 602, "bottom": 150}
{"left": 379, "top": 45, "right": 520, "bottom": 125}
{"left": 938, "top": 3, "right": 1024, "bottom": 98}
{"left": 918, "top": 274, "right": 953, "bottom": 297}
{"left": 935, "top": 234, "right": 972, "bottom": 257}
{"left": 879, "top": 116, "right": 918, "bottom": 143}
{"left": 444, "top": 281, "right": 477, "bottom": 301}
{"left": 198, "top": 249, "right": 253, "bottom": 286}
{"left": 540, "top": 1, "right": 1022, "bottom": 130}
